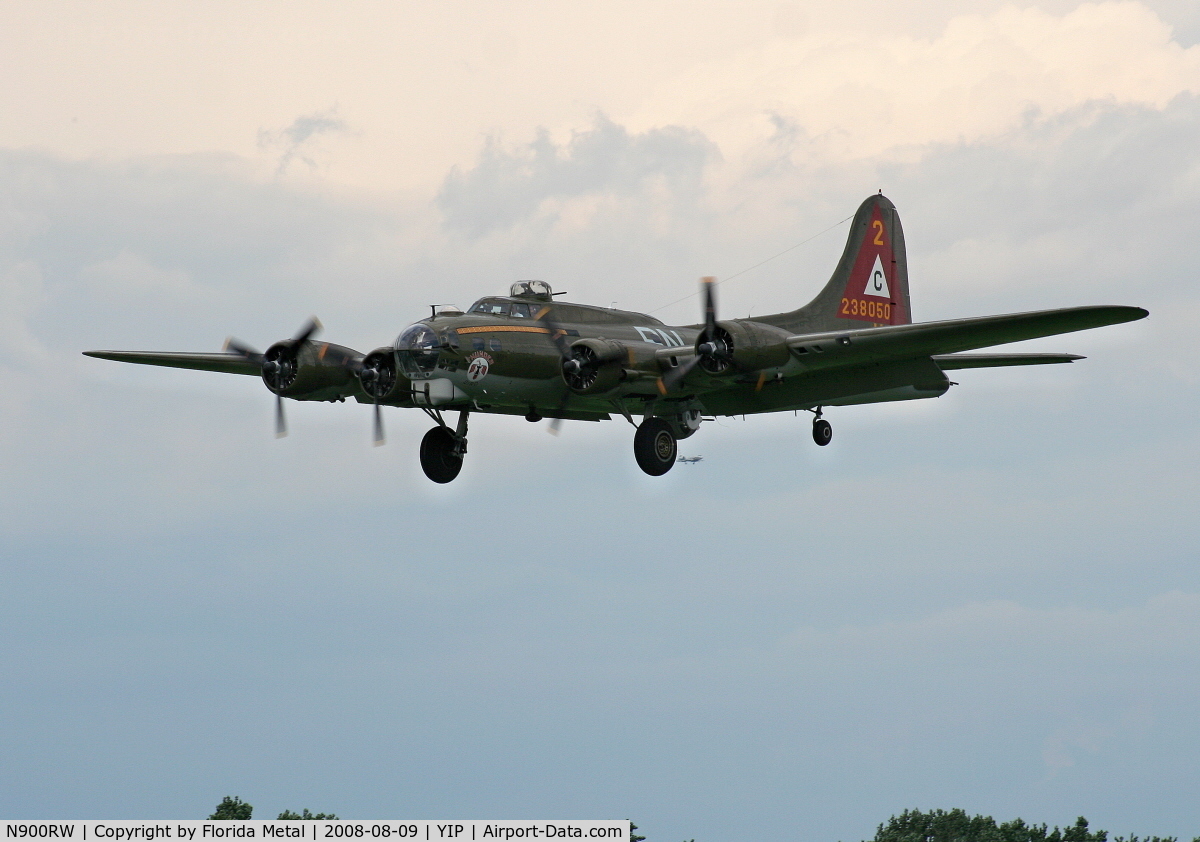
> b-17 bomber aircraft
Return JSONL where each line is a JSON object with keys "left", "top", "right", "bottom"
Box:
{"left": 85, "top": 194, "right": 1147, "bottom": 483}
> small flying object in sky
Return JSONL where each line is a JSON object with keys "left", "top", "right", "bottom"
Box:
{"left": 677, "top": 456, "right": 703, "bottom": 465}
{"left": 85, "top": 194, "right": 1147, "bottom": 483}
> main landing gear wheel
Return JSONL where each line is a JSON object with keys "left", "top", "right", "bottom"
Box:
{"left": 420, "top": 426, "right": 464, "bottom": 483}
{"left": 634, "top": 417, "right": 677, "bottom": 476}
{"left": 812, "top": 418, "right": 832, "bottom": 447}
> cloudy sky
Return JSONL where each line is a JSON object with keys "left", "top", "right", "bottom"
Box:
{"left": 2, "top": 1, "right": 1198, "bottom": 839}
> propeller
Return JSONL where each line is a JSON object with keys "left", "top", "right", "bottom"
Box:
{"left": 658, "top": 277, "right": 732, "bottom": 393}
{"left": 262, "top": 317, "right": 322, "bottom": 390}
{"left": 292, "top": 317, "right": 322, "bottom": 346}
{"left": 534, "top": 304, "right": 574, "bottom": 434}
{"left": 357, "top": 349, "right": 398, "bottom": 446}
{"left": 374, "top": 403, "right": 384, "bottom": 445}
{"left": 562, "top": 345, "right": 603, "bottom": 391}
{"left": 275, "top": 394, "right": 287, "bottom": 438}
{"left": 222, "top": 337, "right": 262, "bottom": 363}
{"left": 259, "top": 318, "right": 323, "bottom": 439}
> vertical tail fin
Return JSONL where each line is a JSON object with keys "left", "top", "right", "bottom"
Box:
{"left": 761, "top": 194, "right": 911, "bottom": 333}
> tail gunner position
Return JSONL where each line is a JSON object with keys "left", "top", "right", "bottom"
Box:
{"left": 86, "top": 194, "right": 1147, "bottom": 483}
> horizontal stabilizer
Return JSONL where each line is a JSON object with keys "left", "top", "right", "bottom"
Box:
{"left": 785, "top": 305, "right": 1146, "bottom": 369}
{"left": 932, "top": 353, "right": 1083, "bottom": 369}
{"left": 83, "top": 350, "right": 261, "bottom": 376}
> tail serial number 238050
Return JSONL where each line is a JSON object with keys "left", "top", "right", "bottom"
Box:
{"left": 840, "top": 297, "right": 891, "bottom": 320}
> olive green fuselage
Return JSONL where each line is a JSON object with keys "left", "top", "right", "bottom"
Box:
{"left": 376, "top": 296, "right": 949, "bottom": 422}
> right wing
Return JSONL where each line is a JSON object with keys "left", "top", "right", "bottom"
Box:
{"left": 785, "top": 305, "right": 1146, "bottom": 369}
{"left": 931, "top": 353, "right": 1083, "bottom": 369}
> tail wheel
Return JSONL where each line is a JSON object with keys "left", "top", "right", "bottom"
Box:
{"left": 813, "top": 418, "right": 832, "bottom": 446}
{"left": 420, "top": 426, "right": 464, "bottom": 483}
{"left": 634, "top": 417, "right": 677, "bottom": 476}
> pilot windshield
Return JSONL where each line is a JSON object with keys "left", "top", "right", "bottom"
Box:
{"left": 468, "top": 298, "right": 537, "bottom": 319}
{"left": 469, "top": 299, "right": 510, "bottom": 316}
{"left": 395, "top": 323, "right": 440, "bottom": 376}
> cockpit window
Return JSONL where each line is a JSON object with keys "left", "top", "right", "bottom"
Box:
{"left": 469, "top": 299, "right": 510, "bottom": 316}
{"left": 510, "top": 303, "right": 533, "bottom": 319}
{"left": 394, "top": 323, "right": 440, "bottom": 376}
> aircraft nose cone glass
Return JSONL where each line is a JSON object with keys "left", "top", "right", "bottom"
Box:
{"left": 395, "top": 324, "right": 440, "bottom": 377}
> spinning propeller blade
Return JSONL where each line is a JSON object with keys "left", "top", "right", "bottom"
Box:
{"left": 703, "top": 275, "right": 717, "bottom": 336}
{"left": 223, "top": 338, "right": 262, "bottom": 362}
{"left": 266, "top": 318, "right": 323, "bottom": 438}
{"left": 293, "top": 317, "right": 322, "bottom": 345}
{"left": 659, "top": 277, "right": 719, "bottom": 393}
{"left": 536, "top": 304, "right": 574, "bottom": 435}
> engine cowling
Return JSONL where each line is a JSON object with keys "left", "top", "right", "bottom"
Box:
{"left": 562, "top": 338, "right": 630, "bottom": 395}
{"left": 357, "top": 347, "right": 414, "bottom": 405}
{"left": 261, "top": 340, "right": 362, "bottom": 400}
{"left": 695, "top": 320, "right": 791, "bottom": 375}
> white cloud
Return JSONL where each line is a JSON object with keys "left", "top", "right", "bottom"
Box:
{"left": 436, "top": 118, "right": 716, "bottom": 238}
{"left": 258, "top": 109, "right": 351, "bottom": 176}
{"left": 5, "top": 2, "right": 1194, "bottom": 194}
{"left": 628, "top": 2, "right": 1200, "bottom": 163}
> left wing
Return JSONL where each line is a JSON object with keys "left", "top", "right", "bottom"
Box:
{"left": 785, "top": 305, "right": 1146, "bottom": 369}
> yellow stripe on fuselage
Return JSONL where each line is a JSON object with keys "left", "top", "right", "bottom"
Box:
{"left": 455, "top": 325, "right": 552, "bottom": 334}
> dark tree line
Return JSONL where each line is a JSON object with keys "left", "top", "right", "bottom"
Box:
{"left": 208, "top": 796, "right": 337, "bottom": 820}
{"left": 869, "top": 809, "right": 1197, "bottom": 842}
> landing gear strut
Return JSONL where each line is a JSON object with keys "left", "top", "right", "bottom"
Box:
{"left": 420, "top": 410, "right": 469, "bottom": 483}
{"left": 811, "top": 407, "right": 832, "bottom": 446}
{"left": 634, "top": 417, "right": 677, "bottom": 476}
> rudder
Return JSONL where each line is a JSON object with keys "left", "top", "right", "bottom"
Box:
{"left": 760, "top": 194, "right": 912, "bottom": 334}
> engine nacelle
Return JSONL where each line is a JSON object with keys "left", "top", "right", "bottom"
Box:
{"left": 357, "top": 347, "right": 414, "bottom": 406}
{"left": 696, "top": 320, "right": 792, "bottom": 375}
{"left": 562, "top": 338, "right": 631, "bottom": 395}
{"left": 261, "top": 340, "right": 362, "bottom": 400}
